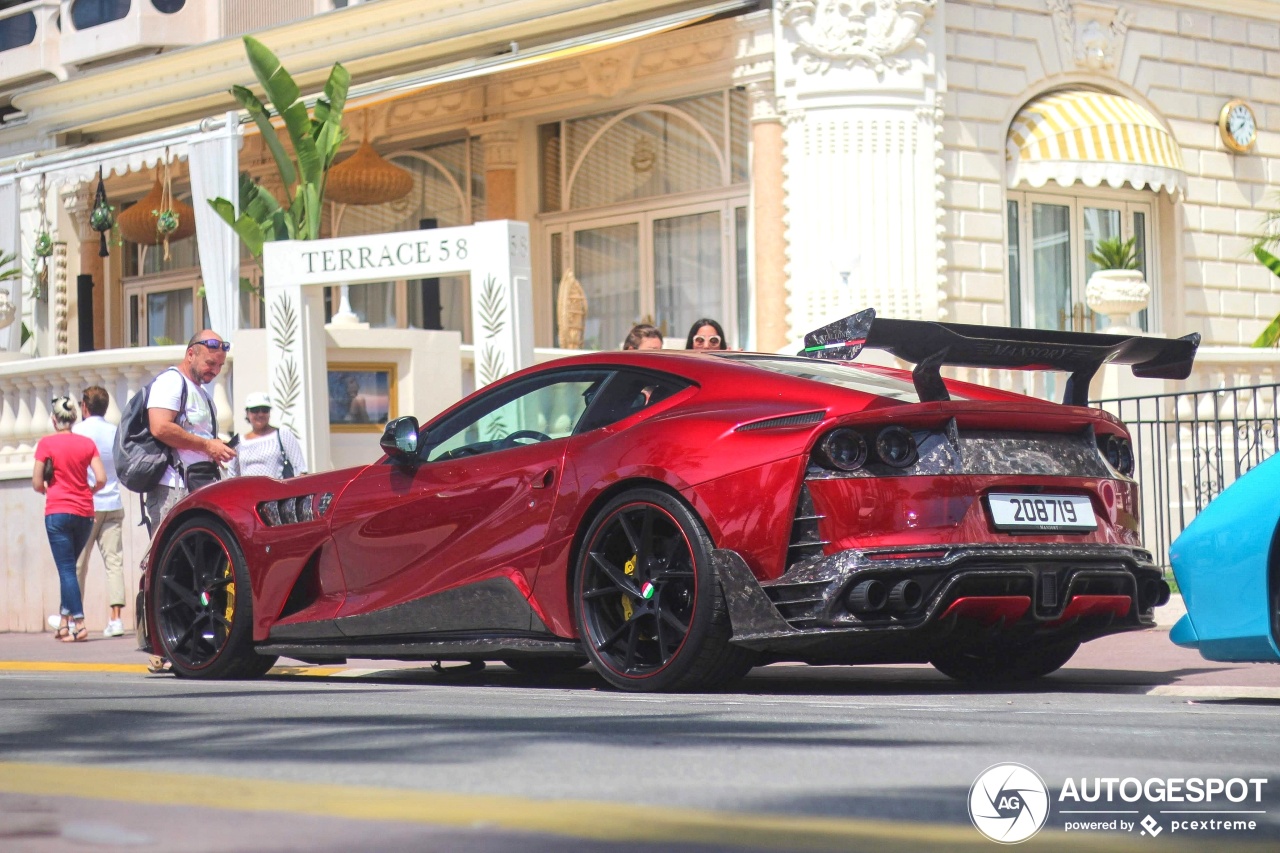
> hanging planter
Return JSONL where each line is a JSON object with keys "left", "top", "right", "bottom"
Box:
{"left": 117, "top": 170, "right": 196, "bottom": 254}
{"left": 90, "top": 167, "right": 114, "bottom": 258}
{"left": 31, "top": 174, "right": 54, "bottom": 276}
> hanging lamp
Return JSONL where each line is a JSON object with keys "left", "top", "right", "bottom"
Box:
{"left": 326, "top": 136, "right": 413, "bottom": 206}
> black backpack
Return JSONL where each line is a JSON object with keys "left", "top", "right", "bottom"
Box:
{"left": 113, "top": 367, "right": 188, "bottom": 493}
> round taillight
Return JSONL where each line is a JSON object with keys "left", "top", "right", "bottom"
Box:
{"left": 817, "top": 428, "right": 868, "bottom": 471}
{"left": 1116, "top": 438, "right": 1134, "bottom": 475}
{"left": 875, "top": 426, "right": 918, "bottom": 468}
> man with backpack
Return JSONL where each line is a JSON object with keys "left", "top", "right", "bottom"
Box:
{"left": 120, "top": 330, "right": 237, "bottom": 535}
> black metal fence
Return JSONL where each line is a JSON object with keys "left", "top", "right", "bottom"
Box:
{"left": 1093, "top": 383, "right": 1280, "bottom": 569}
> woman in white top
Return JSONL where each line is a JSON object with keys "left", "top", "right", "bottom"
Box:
{"left": 227, "top": 392, "right": 307, "bottom": 479}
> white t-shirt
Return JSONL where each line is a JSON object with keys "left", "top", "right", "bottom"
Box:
{"left": 228, "top": 428, "right": 307, "bottom": 479}
{"left": 72, "top": 415, "right": 123, "bottom": 511}
{"left": 148, "top": 367, "right": 218, "bottom": 488}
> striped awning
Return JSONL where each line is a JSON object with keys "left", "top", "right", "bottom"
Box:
{"left": 1006, "top": 90, "right": 1185, "bottom": 193}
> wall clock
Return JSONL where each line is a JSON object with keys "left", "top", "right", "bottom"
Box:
{"left": 1218, "top": 99, "right": 1257, "bottom": 153}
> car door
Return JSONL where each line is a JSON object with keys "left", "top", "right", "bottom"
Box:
{"left": 327, "top": 369, "right": 611, "bottom": 633}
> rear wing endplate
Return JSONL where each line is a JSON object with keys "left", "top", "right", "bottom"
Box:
{"left": 799, "top": 308, "right": 1200, "bottom": 406}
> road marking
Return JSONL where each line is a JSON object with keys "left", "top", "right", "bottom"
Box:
{"left": 0, "top": 762, "right": 1213, "bottom": 852}
{"left": 0, "top": 661, "right": 150, "bottom": 674}
{"left": 1150, "top": 685, "right": 1280, "bottom": 700}
{"left": 0, "top": 661, "right": 351, "bottom": 677}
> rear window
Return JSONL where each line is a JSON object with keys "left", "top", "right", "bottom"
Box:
{"left": 721, "top": 355, "right": 964, "bottom": 402}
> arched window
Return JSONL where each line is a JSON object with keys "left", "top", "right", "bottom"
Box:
{"left": 1005, "top": 90, "right": 1184, "bottom": 334}
{"left": 330, "top": 140, "right": 482, "bottom": 335}
{"left": 541, "top": 90, "right": 750, "bottom": 351}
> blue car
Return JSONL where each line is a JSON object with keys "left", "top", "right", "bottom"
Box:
{"left": 1169, "top": 452, "right": 1280, "bottom": 662}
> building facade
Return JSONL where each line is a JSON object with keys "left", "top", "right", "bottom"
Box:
{"left": 0, "top": 0, "right": 1276, "bottom": 628}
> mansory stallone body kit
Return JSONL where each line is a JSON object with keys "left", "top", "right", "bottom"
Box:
{"left": 139, "top": 310, "right": 1199, "bottom": 691}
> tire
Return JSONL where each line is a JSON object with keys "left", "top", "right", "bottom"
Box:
{"left": 930, "top": 639, "right": 1081, "bottom": 684}
{"left": 152, "top": 516, "right": 277, "bottom": 679}
{"left": 500, "top": 657, "right": 589, "bottom": 677}
{"left": 572, "top": 488, "right": 754, "bottom": 692}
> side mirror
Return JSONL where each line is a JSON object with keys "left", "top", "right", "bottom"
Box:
{"left": 379, "top": 416, "right": 420, "bottom": 460}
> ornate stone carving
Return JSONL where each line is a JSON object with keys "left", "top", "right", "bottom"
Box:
{"left": 580, "top": 46, "right": 639, "bottom": 98}
{"left": 779, "top": 0, "right": 936, "bottom": 75}
{"left": 1048, "top": 0, "right": 1131, "bottom": 72}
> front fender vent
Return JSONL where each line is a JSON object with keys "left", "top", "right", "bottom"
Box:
{"left": 736, "top": 411, "right": 825, "bottom": 432}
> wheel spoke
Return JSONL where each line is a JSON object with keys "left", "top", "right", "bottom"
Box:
{"left": 178, "top": 536, "right": 200, "bottom": 572}
{"left": 658, "top": 606, "right": 689, "bottom": 637}
{"left": 622, "top": 620, "right": 641, "bottom": 671}
{"left": 637, "top": 508, "right": 654, "bottom": 563}
{"left": 589, "top": 551, "right": 640, "bottom": 597}
{"left": 162, "top": 575, "right": 201, "bottom": 610}
{"left": 596, "top": 613, "right": 638, "bottom": 654}
{"left": 617, "top": 511, "right": 641, "bottom": 554}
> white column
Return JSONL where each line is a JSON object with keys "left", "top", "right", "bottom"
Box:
{"left": 773, "top": 0, "right": 946, "bottom": 339}
{"left": 468, "top": 220, "right": 533, "bottom": 387}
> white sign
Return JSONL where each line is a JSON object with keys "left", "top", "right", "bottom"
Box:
{"left": 262, "top": 220, "right": 532, "bottom": 472}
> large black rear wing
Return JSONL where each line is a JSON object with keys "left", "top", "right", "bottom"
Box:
{"left": 799, "top": 308, "right": 1200, "bottom": 406}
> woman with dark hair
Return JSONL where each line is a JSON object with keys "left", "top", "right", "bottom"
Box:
{"left": 685, "top": 318, "right": 728, "bottom": 351}
{"left": 33, "top": 396, "right": 106, "bottom": 643}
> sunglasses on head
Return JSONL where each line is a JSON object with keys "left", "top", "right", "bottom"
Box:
{"left": 693, "top": 335, "right": 722, "bottom": 347}
{"left": 189, "top": 338, "right": 231, "bottom": 352}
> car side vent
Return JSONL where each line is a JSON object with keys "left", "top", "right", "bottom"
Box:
{"left": 737, "top": 411, "right": 825, "bottom": 432}
{"left": 787, "top": 484, "right": 828, "bottom": 568}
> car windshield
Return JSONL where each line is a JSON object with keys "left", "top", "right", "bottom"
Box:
{"left": 720, "top": 355, "right": 966, "bottom": 402}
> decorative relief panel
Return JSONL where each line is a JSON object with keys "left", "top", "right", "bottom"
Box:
{"left": 778, "top": 0, "right": 936, "bottom": 75}
{"left": 1048, "top": 0, "right": 1131, "bottom": 72}
{"left": 581, "top": 46, "right": 639, "bottom": 98}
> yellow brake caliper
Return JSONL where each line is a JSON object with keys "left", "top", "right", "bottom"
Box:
{"left": 223, "top": 559, "right": 236, "bottom": 626}
{"left": 621, "top": 554, "right": 637, "bottom": 620}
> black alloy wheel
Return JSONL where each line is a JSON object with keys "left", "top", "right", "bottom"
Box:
{"left": 573, "top": 488, "right": 754, "bottom": 692}
{"left": 152, "top": 516, "right": 276, "bottom": 679}
{"left": 929, "top": 638, "right": 1081, "bottom": 683}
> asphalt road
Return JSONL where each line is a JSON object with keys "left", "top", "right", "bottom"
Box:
{"left": 1, "top": 627, "right": 1278, "bottom": 853}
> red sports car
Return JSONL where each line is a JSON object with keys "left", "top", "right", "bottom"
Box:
{"left": 139, "top": 310, "right": 1199, "bottom": 691}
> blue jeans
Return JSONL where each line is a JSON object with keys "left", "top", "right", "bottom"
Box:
{"left": 47, "top": 514, "right": 93, "bottom": 620}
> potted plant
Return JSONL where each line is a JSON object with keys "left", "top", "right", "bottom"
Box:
{"left": 1085, "top": 236, "right": 1149, "bottom": 334}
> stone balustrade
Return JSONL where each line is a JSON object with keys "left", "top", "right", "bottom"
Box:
{"left": 0, "top": 346, "right": 239, "bottom": 480}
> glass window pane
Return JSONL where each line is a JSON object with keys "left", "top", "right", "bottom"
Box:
{"left": 1031, "top": 202, "right": 1071, "bottom": 331}
{"left": 653, "top": 210, "right": 722, "bottom": 344}
{"left": 1134, "top": 210, "right": 1149, "bottom": 332}
{"left": 1083, "top": 207, "right": 1122, "bottom": 278}
{"left": 1007, "top": 200, "right": 1022, "bottom": 327}
{"left": 427, "top": 377, "right": 603, "bottom": 461}
{"left": 568, "top": 109, "right": 722, "bottom": 209}
{"left": 735, "top": 205, "right": 749, "bottom": 350}
{"left": 574, "top": 223, "right": 640, "bottom": 350}
{"left": 146, "top": 288, "right": 193, "bottom": 346}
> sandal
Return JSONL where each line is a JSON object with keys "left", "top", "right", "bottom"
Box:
{"left": 61, "top": 622, "right": 88, "bottom": 643}
{"left": 53, "top": 625, "right": 69, "bottom": 641}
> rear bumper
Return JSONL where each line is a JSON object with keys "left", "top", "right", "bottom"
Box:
{"left": 716, "top": 544, "right": 1168, "bottom": 660}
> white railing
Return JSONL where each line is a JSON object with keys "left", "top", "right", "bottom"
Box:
{"left": 0, "top": 345, "right": 192, "bottom": 479}
{"left": 0, "top": 1, "right": 64, "bottom": 87}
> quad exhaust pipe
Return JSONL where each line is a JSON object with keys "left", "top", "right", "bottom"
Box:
{"left": 847, "top": 578, "right": 924, "bottom": 614}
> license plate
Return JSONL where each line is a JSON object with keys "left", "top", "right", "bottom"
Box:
{"left": 987, "top": 493, "right": 1096, "bottom": 532}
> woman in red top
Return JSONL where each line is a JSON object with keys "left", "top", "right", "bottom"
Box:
{"left": 33, "top": 396, "right": 106, "bottom": 643}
